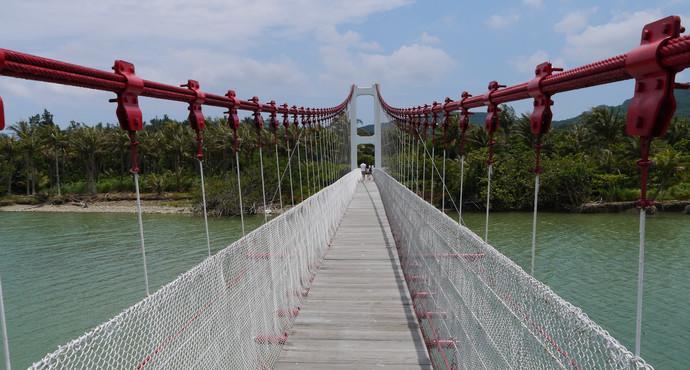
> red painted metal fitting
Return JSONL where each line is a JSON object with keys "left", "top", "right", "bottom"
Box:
{"left": 110, "top": 60, "right": 144, "bottom": 173}
{"left": 483, "top": 81, "right": 505, "bottom": 135}
{"left": 225, "top": 90, "right": 241, "bottom": 130}
{"left": 527, "top": 62, "right": 561, "bottom": 174}
{"left": 625, "top": 16, "right": 683, "bottom": 208}
{"left": 183, "top": 80, "right": 206, "bottom": 132}
{"left": 0, "top": 95, "right": 4, "bottom": 131}
{"left": 431, "top": 101, "right": 439, "bottom": 144}
{"left": 249, "top": 96, "right": 264, "bottom": 147}
{"left": 458, "top": 91, "right": 473, "bottom": 155}
{"left": 182, "top": 79, "right": 206, "bottom": 159}
{"left": 527, "top": 62, "right": 561, "bottom": 136}
{"left": 267, "top": 100, "right": 279, "bottom": 144}
{"left": 442, "top": 98, "right": 452, "bottom": 148}
{"left": 281, "top": 103, "right": 290, "bottom": 130}
{"left": 625, "top": 16, "right": 682, "bottom": 138}
{"left": 422, "top": 104, "right": 430, "bottom": 139}
{"left": 0, "top": 49, "right": 5, "bottom": 130}
{"left": 249, "top": 96, "right": 264, "bottom": 128}
{"left": 111, "top": 60, "right": 144, "bottom": 132}
{"left": 483, "top": 81, "right": 505, "bottom": 165}
{"left": 225, "top": 90, "right": 241, "bottom": 152}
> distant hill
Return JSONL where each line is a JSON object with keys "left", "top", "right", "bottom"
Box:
{"left": 359, "top": 89, "right": 690, "bottom": 132}
{"left": 551, "top": 89, "right": 690, "bottom": 128}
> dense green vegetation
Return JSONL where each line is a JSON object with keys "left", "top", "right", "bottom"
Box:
{"left": 1, "top": 101, "right": 688, "bottom": 215}
{"left": 0, "top": 110, "right": 351, "bottom": 215}
{"left": 383, "top": 105, "right": 690, "bottom": 211}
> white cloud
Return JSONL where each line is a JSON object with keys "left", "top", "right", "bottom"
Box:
{"left": 486, "top": 13, "right": 520, "bottom": 29}
{"left": 0, "top": 0, "right": 413, "bottom": 123}
{"left": 360, "top": 44, "right": 455, "bottom": 84}
{"left": 555, "top": 7, "right": 598, "bottom": 34}
{"left": 509, "top": 50, "right": 566, "bottom": 74}
{"left": 419, "top": 32, "right": 440, "bottom": 44}
{"left": 318, "top": 33, "right": 456, "bottom": 90}
{"left": 562, "top": 9, "right": 663, "bottom": 62}
{"left": 522, "top": 0, "right": 543, "bottom": 8}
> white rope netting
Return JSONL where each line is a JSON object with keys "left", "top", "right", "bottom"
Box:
{"left": 31, "top": 170, "right": 360, "bottom": 370}
{"left": 374, "top": 169, "right": 652, "bottom": 370}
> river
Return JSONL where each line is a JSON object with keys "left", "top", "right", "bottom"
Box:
{"left": 0, "top": 210, "right": 688, "bottom": 368}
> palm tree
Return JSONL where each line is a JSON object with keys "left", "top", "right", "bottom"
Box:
{"left": 39, "top": 124, "right": 67, "bottom": 195}
{"left": 11, "top": 120, "right": 39, "bottom": 194}
{"left": 68, "top": 123, "right": 104, "bottom": 194}
{"left": 582, "top": 106, "right": 624, "bottom": 147}
{"left": 0, "top": 134, "right": 16, "bottom": 194}
{"left": 652, "top": 148, "right": 688, "bottom": 199}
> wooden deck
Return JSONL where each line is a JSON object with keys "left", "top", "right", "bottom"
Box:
{"left": 275, "top": 181, "right": 431, "bottom": 369}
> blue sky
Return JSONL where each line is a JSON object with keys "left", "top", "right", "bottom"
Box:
{"left": 1, "top": 0, "right": 689, "bottom": 127}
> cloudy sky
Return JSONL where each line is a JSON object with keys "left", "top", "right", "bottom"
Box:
{"left": 1, "top": 0, "right": 689, "bottom": 127}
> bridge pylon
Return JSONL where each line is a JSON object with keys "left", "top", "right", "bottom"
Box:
{"left": 348, "top": 84, "right": 383, "bottom": 169}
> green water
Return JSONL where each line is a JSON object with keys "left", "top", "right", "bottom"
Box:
{"left": 0, "top": 211, "right": 688, "bottom": 369}
{"left": 0, "top": 211, "right": 263, "bottom": 369}
{"left": 452, "top": 211, "right": 690, "bottom": 369}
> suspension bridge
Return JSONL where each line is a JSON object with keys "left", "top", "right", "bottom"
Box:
{"left": 1, "top": 15, "right": 689, "bottom": 370}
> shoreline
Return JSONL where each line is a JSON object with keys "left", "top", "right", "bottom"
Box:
{"left": 0, "top": 200, "right": 192, "bottom": 214}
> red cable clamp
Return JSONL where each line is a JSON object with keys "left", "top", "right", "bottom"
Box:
{"left": 182, "top": 79, "right": 206, "bottom": 159}
{"left": 249, "top": 96, "right": 264, "bottom": 147}
{"left": 527, "top": 62, "right": 561, "bottom": 174}
{"left": 291, "top": 105, "right": 299, "bottom": 128}
{"left": 267, "top": 100, "right": 278, "bottom": 144}
{"left": 0, "top": 49, "right": 5, "bottom": 130}
{"left": 111, "top": 60, "right": 144, "bottom": 132}
{"left": 282, "top": 103, "right": 290, "bottom": 143}
{"left": 420, "top": 104, "right": 429, "bottom": 141}
{"left": 483, "top": 81, "right": 505, "bottom": 164}
{"left": 442, "top": 98, "right": 452, "bottom": 149}
{"left": 458, "top": 91, "right": 473, "bottom": 155}
{"left": 625, "top": 16, "right": 683, "bottom": 208}
{"left": 431, "top": 101, "right": 439, "bottom": 145}
{"left": 225, "top": 90, "right": 241, "bottom": 152}
{"left": 111, "top": 60, "right": 144, "bottom": 173}
{"left": 527, "top": 62, "right": 560, "bottom": 137}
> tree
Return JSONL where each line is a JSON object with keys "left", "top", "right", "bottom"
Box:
{"left": 68, "top": 123, "right": 104, "bottom": 194}
{"left": 11, "top": 120, "right": 39, "bottom": 194}
{"left": 0, "top": 134, "right": 16, "bottom": 194}
{"left": 39, "top": 123, "right": 66, "bottom": 195}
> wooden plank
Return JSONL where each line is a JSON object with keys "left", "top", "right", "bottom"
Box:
{"left": 275, "top": 182, "right": 431, "bottom": 369}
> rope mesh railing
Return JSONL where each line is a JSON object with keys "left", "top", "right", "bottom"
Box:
{"left": 374, "top": 169, "right": 651, "bottom": 370}
{"left": 30, "top": 170, "right": 360, "bottom": 370}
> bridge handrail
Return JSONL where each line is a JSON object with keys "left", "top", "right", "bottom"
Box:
{"left": 374, "top": 168, "right": 651, "bottom": 369}
{"left": 30, "top": 170, "right": 360, "bottom": 369}
{"left": 0, "top": 48, "right": 355, "bottom": 130}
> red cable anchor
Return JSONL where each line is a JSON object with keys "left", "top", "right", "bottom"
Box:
{"left": 110, "top": 60, "right": 144, "bottom": 173}
{"left": 249, "top": 96, "right": 264, "bottom": 147}
{"left": 442, "top": 98, "right": 452, "bottom": 149}
{"left": 527, "top": 62, "right": 562, "bottom": 174}
{"left": 225, "top": 90, "right": 241, "bottom": 152}
{"left": 625, "top": 16, "right": 684, "bottom": 208}
{"left": 281, "top": 103, "right": 290, "bottom": 143}
{"left": 0, "top": 49, "right": 5, "bottom": 130}
{"left": 483, "top": 81, "right": 505, "bottom": 165}
{"left": 267, "top": 100, "right": 279, "bottom": 145}
{"left": 431, "top": 101, "right": 439, "bottom": 145}
{"left": 422, "top": 104, "right": 430, "bottom": 140}
{"left": 458, "top": 91, "right": 473, "bottom": 155}
{"left": 182, "top": 79, "right": 206, "bottom": 160}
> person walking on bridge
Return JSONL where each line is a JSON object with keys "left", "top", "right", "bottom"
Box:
{"left": 360, "top": 162, "right": 367, "bottom": 181}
